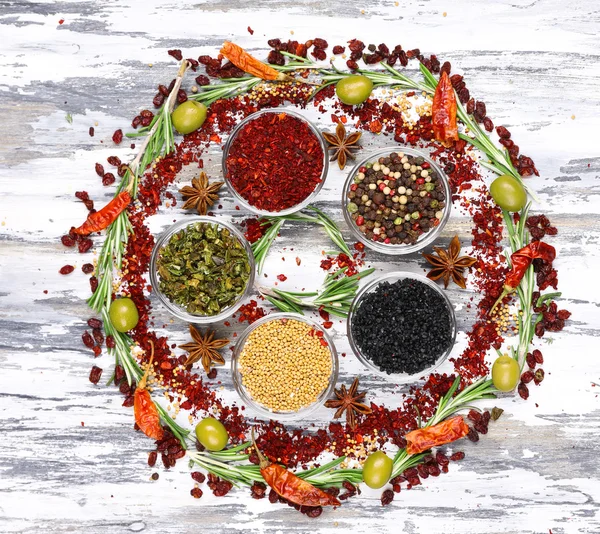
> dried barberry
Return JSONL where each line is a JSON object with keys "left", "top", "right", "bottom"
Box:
{"left": 89, "top": 365, "right": 102, "bottom": 384}
{"left": 112, "top": 129, "right": 123, "bottom": 144}
{"left": 168, "top": 49, "right": 183, "bottom": 61}
{"left": 59, "top": 265, "right": 75, "bottom": 275}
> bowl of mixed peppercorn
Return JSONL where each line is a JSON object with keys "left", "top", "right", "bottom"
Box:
{"left": 347, "top": 272, "right": 457, "bottom": 380}
{"left": 149, "top": 217, "right": 255, "bottom": 324}
{"left": 342, "top": 147, "right": 451, "bottom": 254}
{"left": 231, "top": 313, "right": 339, "bottom": 420}
{"left": 223, "top": 108, "right": 329, "bottom": 216}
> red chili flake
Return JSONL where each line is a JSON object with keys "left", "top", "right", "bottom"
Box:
{"left": 92, "top": 346, "right": 102, "bottom": 357}
{"left": 369, "top": 120, "right": 383, "bottom": 133}
{"left": 59, "top": 265, "right": 75, "bottom": 275}
{"left": 168, "top": 49, "right": 183, "bottom": 61}
{"left": 225, "top": 113, "right": 324, "bottom": 212}
{"left": 89, "top": 366, "right": 102, "bottom": 384}
{"left": 277, "top": 274, "right": 287, "bottom": 282}
{"left": 322, "top": 321, "right": 333, "bottom": 329}
{"left": 247, "top": 26, "right": 254, "bottom": 35}
{"left": 58, "top": 19, "right": 64, "bottom": 24}
{"left": 82, "top": 263, "right": 94, "bottom": 274}
{"left": 112, "top": 129, "right": 123, "bottom": 144}
{"left": 89, "top": 127, "right": 95, "bottom": 137}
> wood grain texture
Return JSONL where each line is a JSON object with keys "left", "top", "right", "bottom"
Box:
{"left": 1, "top": 1, "right": 599, "bottom": 533}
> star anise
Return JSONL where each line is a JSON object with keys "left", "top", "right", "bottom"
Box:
{"left": 179, "top": 172, "right": 223, "bottom": 215}
{"left": 179, "top": 324, "right": 228, "bottom": 374}
{"left": 325, "top": 377, "right": 372, "bottom": 429}
{"left": 322, "top": 122, "right": 362, "bottom": 170}
{"left": 422, "top": 234, "right": 477, "bottom": 289}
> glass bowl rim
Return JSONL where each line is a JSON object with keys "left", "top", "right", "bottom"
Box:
{"left": 341, "top": 146, "right": 452, "bottom": 255}
{"left": 346, "top": 271, "right": 457, "bottom": 382}
{"left": 149, "top": 216, "right": 256, "bottom": 324}
{"left": 231, "top": 312, "right": 340, "bottom": 421}
{"left": 222, "top": 108, "right": 330, "bottom": 217}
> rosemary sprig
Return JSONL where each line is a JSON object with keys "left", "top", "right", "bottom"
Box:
{"left": 102, "top": 307, "right": 190, "bottom": 447}
{"left": 259, "top": 267, "right": 375, "bottom": 318}
{"left": 89, "top": 60, "right": 189, "bottom": 313}
{"left": 251, "top": 218, "right": 284, "bottom": 274}
{"left": 250, "top": 206, "right": 351, "bottom": 274}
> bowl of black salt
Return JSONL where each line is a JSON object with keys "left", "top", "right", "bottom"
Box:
{"left": 347, "top": 272, "right": 456, "bottom": 380}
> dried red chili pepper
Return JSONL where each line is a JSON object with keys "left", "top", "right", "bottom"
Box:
{"left": 220, "top": 41, "right": 292, "bottom": 82}
{"left": 404, "top": 416, "right": 469, "bottom": 455}
{"left": 251, "top": 430, "right": 340, "bottom": 507}
{"left": 432, "top": 71, "right": 459, "bottom": 146}
{"left": 490, "top": 241, "right": 556, "bottom": 314}
{"left": 71, "top": 191, "right": 131, "bottom": 235}
{"left": 134, "top": 340, "right": 164, "bottom": 441}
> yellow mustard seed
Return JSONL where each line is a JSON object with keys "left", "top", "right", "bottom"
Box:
{"left": 238, "top": 318, "right": 332, "bottom": 412}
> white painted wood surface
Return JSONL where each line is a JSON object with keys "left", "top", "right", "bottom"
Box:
{"left": 1, "top": 1, "right": 599, "bottom": 533}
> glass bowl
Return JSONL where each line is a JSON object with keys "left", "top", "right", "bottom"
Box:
{"left": 347, "top": 272, "right": 457, "bottom": 382}
{"left": 149, "top": 216, "right": 255, "bottom": 324}
{"left": 222, "top": 108, "right": 329, "bottom": 216}
{"left": 231, "top": 313, "right": 339, "bottom": 421}
{"left": 342, "top": 146, "right": 452, "bottom": 255}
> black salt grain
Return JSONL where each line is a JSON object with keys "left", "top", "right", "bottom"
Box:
{"left": 351, "top": 278, "right": 453, "bottom": 375}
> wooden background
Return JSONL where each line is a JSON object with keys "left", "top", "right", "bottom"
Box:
{"left": 1, "top": 1, "right": 599, "bottom": 533}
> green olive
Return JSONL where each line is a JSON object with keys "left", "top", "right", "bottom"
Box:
{"left": 491, "top": 354, "right": 520, "bottom": 392}
{"left": 171, "top": 101, "right": 208, "bottom": 135}
{"left": 335, "top": 75, "right": 373, "bottom": 106}
{"left": 490, "top": 175, "right": 527, "bottom": 212}
{"left": 108, "top": 297, "right": 139, "bottom": 333}
{"left": 362, "top": 450, "right": 393, "bottom": 489}
{"left": 195, "top": 417, "right": 229, "bottom": 451}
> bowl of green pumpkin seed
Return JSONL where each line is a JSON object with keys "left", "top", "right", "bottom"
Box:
{"left": 149, "top": 217, "right": 255, "bottom": 323}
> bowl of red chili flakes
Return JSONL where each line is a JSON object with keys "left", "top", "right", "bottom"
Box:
{"left": 223, "top": 108, "right": 329, "bottom": 216}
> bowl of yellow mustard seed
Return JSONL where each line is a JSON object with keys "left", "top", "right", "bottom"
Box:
{"left": 231, "top": 313, "right": 339, "bottom": 420}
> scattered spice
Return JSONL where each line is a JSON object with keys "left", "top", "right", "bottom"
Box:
{"left": 179, "top": 324, "right": 228, "bottom": 374}
{"left": 225, "top": 111, "right": 324, "bottom": 212}
{"left": 156, "top": 221, "right": 251, "bottom": 316}
{"left": 423, "top": 235, "right": 477, "bottom": 289}
{"left": 179, "top": 172, "right": 223, "bottom": 215}
{"left": 324, "top": 377, "right": 372, "bottom": 429}
{"left": 322, "top": 122, "right": 362, "bottom": 170}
